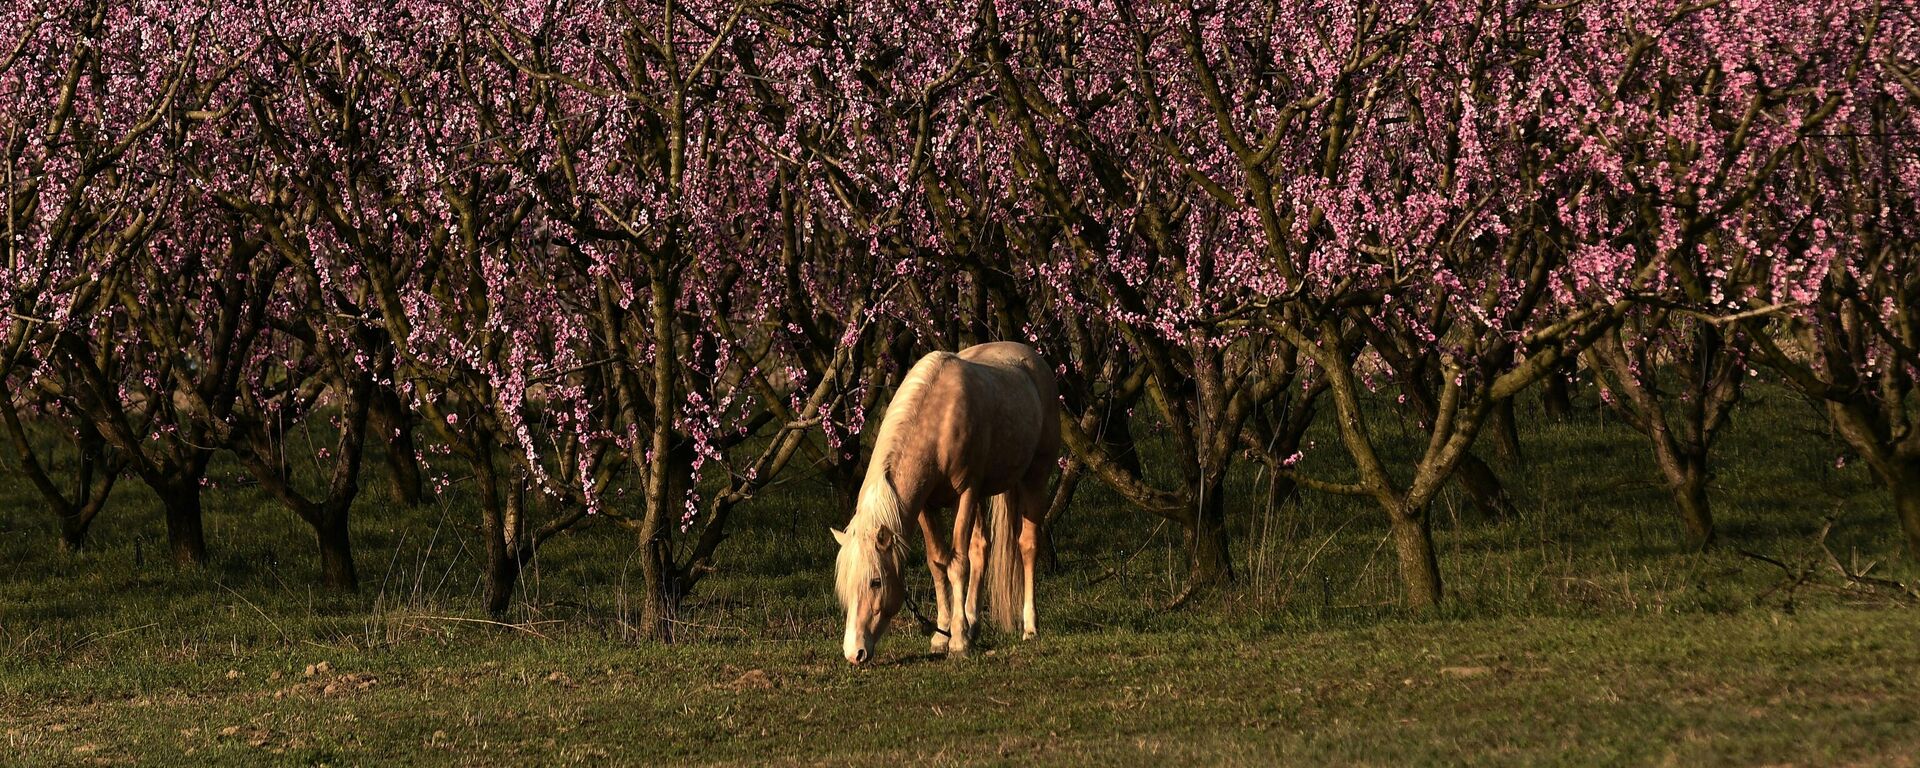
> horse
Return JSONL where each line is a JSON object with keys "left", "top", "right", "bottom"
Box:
{"left": 832, "top": 341, "right": 1060, "bottom": 665}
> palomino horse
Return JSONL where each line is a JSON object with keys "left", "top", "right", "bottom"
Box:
{"left": 833, "top": 341, "right": 1060, "bottom": 664}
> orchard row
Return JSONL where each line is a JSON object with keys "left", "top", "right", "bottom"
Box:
{"left": 2, "top": 0, "right": 1914, "bottom": 631}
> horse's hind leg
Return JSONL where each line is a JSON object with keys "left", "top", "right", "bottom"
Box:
{"left": 1018, "top": 480, "right": 1045, "bottom": 639}
{"left": 918, "top": 511, "right": 953, "bottom": 655}
{"left": 965, "top": 520, "right": 988, "bottom": 641}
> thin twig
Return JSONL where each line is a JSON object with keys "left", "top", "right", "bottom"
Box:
{"left": 409, "top": 615, "right": 561, "bottom": 638}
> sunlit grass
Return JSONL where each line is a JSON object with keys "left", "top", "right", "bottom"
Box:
{"left": 1, "top": 385, "right": 1915, "bottom": 765}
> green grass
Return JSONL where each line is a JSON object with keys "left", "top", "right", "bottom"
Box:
{"left": 3, "top": 387, "right": 1918, "bottom": 766}
{"left": 5, "top": 610, "right": 1919, "bottom": 766}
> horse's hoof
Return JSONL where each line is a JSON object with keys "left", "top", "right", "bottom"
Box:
{"left": 930, "top": 638, "right": 949, "bottom": 655}
{"left": 948, "top": 641, "right": 970, "bottom": 658}
{"left": 1022, "top": 630, "right": 1037, "bottom": 641}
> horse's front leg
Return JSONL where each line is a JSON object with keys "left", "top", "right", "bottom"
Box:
{"left": 945, "top": 489, "right": 980, "bottom": 656}
{"left": 918, "top": 511, "right": 953, "bottom": 656}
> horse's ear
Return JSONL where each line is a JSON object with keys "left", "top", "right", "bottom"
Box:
{"left": 875, "top": 526, "right": 895, "bottom": 552}
{"left": 830, "top": 527, "right": 849, "bottom": 546}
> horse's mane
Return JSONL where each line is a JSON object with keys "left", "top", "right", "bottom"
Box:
{"left": 850, "top": 350, "right": 954, "bottom": 536}
{"left": 836, "top": 352, "right": 954, "bottom": 605}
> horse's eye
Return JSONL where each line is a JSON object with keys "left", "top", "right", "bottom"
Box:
{"left": 869, "top": 578, "right": 882, "bottom": 590}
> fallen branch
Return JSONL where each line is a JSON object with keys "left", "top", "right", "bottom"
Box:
{"left": 1815, "top": 515, "right": 1920, "bottom": 602}
{"left": 1736, "top": 548, "right": 1814, "bottom": 611}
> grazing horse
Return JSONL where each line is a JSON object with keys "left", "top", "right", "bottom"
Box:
{"left": 833, "top": 341, "right": 1060, "bottom": 664}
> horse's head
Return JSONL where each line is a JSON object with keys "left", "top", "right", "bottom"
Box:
{"left": 832, "top": 525, "right": 904, "bottom": 665}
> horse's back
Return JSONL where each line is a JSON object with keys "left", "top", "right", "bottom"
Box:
{"left": 958, "top": 342, "right": 1057, "bottom": 402}
{"left": 950, "top": 343, "right": 1059, "bottom": 489}
{"left": 953, "top": 342, "right": 1056, "bottom": 427}
{"left": 892, "top": 342, "right": 1058, "bottom": 496}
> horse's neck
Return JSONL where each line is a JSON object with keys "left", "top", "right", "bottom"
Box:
{"left": 855, "top": 356, "right": 947, "bottom": 532}
{"left": 853, "top": 447, "right": 924, "bottom": 534}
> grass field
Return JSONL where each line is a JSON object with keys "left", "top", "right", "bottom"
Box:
{"left": 3, "top": 388, "right": 1918, "bottom": 766}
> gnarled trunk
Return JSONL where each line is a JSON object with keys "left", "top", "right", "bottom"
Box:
{"left": 1668, "top": 453, "right": 1714, "bottom": 551}
{"left": 374, "top": 389, "right": 424, "bottom": 508}
{"left": 638, "top": 536, "right": 674, "bottom": 640}
{"left": 1390, "top": 509, "right": 1442, "bottom": 609}
{"left": 1186, "top": 475, "right": 1235, "bottom": 588}
{"left": 478, "top": 464, "right": 520, "bottom": 618}
{"left": 59, "top": 476, "right": 114, "bottom": 553}
{"left": 59, "top": 508, "right": 98, "bottom": 553}
{"left": 56, "top": 473, "right": 114, "bottom": 554}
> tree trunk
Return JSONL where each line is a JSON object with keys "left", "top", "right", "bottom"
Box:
{"left": 1390, "top": 510, "right": 1442, "bottom": 609}
{"left": 638, "top": 535, "right": 672, "bottom": 640}
{"left": 1266, "top": 470, "right": 1299, "bottom": 515}
{"left": 315, "top": 512, "right": 358, "bottom": 592}
{"left": 484, "top": 544, "right": 521, "bottom": 618}
{"left": 1542, "top": 372, "right": 1574, "bottom": 422}
{"left": 1896, "top": 467, "right": 1920, "bottom": 558}
{"left": 374, "top": 390, "right": 424, "bottom": 508}
{"left": 1641, "top": 410, "right": 1717, "bottom": 551}
{"left": 1033, "top": 521, "right": 1061, "bottom": 574}
{"left": 1454, "top": 454, "right": 1516, "bottom": 521}
{"left": 825, "top": 456, "right": 864, "bottom": 511}
{"left": 1671, "top": 455, "right": 1715, "bottom": 551}
{"left": 1104, "top": 405, "right": 1143, "bottom": 476}
{"left": 1489, "top": 398, "right": 1522, "bottom": 463}
{"left": 58, "top": 495, "right": 109, "bottom": 552}
{"left": 161, "top": 483, "right": 207, "bottom": 566}
{"left": 2, "top": 390, "right": 116, "bottom": 554}
{"left": 1255, "top": 408, "right": 1307, "bottom": 511}
{"left": 637, "top": 272, "right": 680, "bottom": 641}
{"left": 1035, "top": 458, "right": 1084, "bottom": 572}
{"left": 1824, "top": 404, "right": 1920, "bottom": 559}
{"left": 60, "top": 515, "right": 93, "bottom": 553}
{"left": 479, "top": 466, "right": 519, "bottom": 618}
{"left": 1186, "top": 476, "right": 1234, "bottom": 588}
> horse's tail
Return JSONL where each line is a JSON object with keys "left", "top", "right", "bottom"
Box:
{"left": 986, "top": 490, "right": 1023, "bottom": 633}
